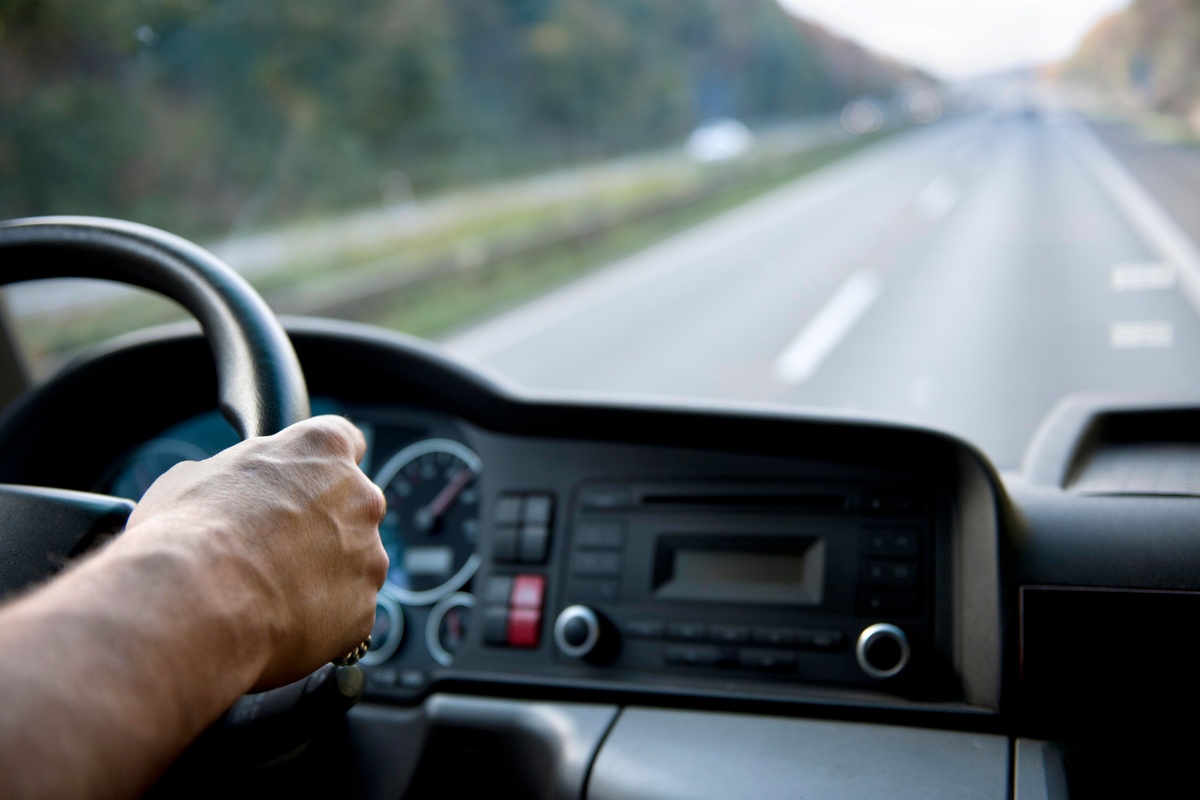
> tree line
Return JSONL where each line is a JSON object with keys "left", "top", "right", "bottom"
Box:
{"left": 0, "top": 0, "right": 916, "bottom": 239}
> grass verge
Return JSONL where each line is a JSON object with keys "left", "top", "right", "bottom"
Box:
{"left": 15, "top": 129, "right": 892, "bottom": 374}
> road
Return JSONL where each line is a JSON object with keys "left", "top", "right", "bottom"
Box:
{"left": 444, "top": 106, "right": 1200, "bottom": 469}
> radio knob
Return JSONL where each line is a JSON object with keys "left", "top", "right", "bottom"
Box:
{"left": 554, "top": 605, "right": 604, "bottom": 659}
{"left": 856, "top": 623, "right": 910, "bottom": 679}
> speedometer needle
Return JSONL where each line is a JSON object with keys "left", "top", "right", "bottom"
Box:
{"left": 415, "top": 468, "right": 474, "bottom": 532}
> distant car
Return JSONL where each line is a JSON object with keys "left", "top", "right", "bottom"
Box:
{"left": 840, "top": 98, "right": 886, "bottom": 135}
{"left": 684, "top": 117, "right": 755, "bottom": 162}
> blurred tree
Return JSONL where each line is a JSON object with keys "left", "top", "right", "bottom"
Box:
{"left": 0, "top": 0, "right": 914, "bottom": 238}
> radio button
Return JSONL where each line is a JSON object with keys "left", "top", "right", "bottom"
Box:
{"left": 667, "top": 621, "right": 708, "bottom": 641}
{"left": 494, "top": 495, "right": 523, "bottom": 525}
{"left": 887, "top": 492, "right": 922, "bottom": 515}
{"left": 482, "top": 606, "right": 510, "bottom": 646}
{"left": 863, "top": 490, "right": 922, "bottom": 516}
{"left": 518, "top": 523, "right": 550, "bottom": 564}
{"left": 709, "top": 624, "right": 751, "bottom": 644}
{"left": 856, "top": 623, "right": 910, "bottom": 679}
{"left": 625, "top": 620, "right": 665, "bottom": 639}
{"left": 579, "top": 486, "right": 631, "bottom": 511}
{"left": 572, "top": 551, "right": 621, "bottom": 577}
{"left": 738, "top": 648, "right": 798, "bottom": 673}
{"left": 492, "top": 527, "right": 518, "bottom": 563}
{"left": 482, "top": 575, "right": 514, "bottom": 606}
{"left": 861, "top": 529, "right": 920, "bottom": 557}
{"left": 752, "top": 627, "right": 798, "bottom": 647}
{"left": 861, "top": 560, "right": 919, "bottom": 588}
{"left": 554, "top": 605, "right": 604, "bottom": 659}
{"left": 859, "top": 590, "right": 921, "bottom": 618}
{"left": 862, "top": 529, "right": 920, "bottom": 557}
{"left": 523, "top": 494, "right": 554, "bottom": 525}
{"left": 561, "top": 615, "right": 591, "bottom": 648}
{"left": 795, "top": 629, "right": 846, "bottom": 651}
{"left": 576, "top": 522, "right": 625, "bottom": 550}
{"left": 665, "top": 645, "right": 732, "bottom": 668}
{"left": 573, "top": 579, "right": 619, "bottom": 603}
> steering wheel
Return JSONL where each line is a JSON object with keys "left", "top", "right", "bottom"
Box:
{"left": 0, "top": 216, "right": 309, "bottom": 593}
{"left": 0, "top": 216, "right": 365, "bottom": 774}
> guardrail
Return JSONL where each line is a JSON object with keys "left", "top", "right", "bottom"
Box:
{"left": 266, "top": 139, "right": 852, "bottom": 321}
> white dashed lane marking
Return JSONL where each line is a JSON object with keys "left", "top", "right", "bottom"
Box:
{"left": 1110, "top": 321, "right": 1174, "bottom": 349}
{"left": 914, "top": 175, "right": 960, "bottom": 222}
{"left": 1110, "top": 262, "right": 1177, "bottom": 292}
{"left": 774, "top": 270, "right": 882, "bottom": 385}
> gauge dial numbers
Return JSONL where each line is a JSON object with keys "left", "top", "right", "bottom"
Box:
{"left": 373, "top": 438, "right": 482, "bottom": 606}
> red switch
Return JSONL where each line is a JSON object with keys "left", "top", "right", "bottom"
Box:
{"left": 510, "top": 574, "right": 546, "bottom": 610}
{"left": 507, "top": 608, "right": 542, "bottom": 647}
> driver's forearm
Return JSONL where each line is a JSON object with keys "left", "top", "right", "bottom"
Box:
{"left": 0, "top": 526, "right": 268, "bottom": 799}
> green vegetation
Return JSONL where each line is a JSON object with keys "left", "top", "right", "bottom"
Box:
{"left": 2, "top": 0, "right": 918, "bottom": 373}
{"left": 1, "top": 0, "right": 914, "bottom": 239}
{"left": 15, "top": 129, "right": 890, "bottom": 370}
{"left": 363, "top": 133, "right": 888, "bottom": 338}
{"left": 1062, "top": 0, "right": 1200, "bottom": 138}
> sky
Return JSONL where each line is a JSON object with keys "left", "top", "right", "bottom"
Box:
{"left": 776, "top": 0, "right": 1132, "bottom": 80}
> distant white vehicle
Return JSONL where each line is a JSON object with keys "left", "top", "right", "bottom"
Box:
{"left": 901, "top": 89, "right": 943, "bottom": 124}
{"left": 685, "top": 117, "right": 755, "bottom": 162}
{"left": 840, "top": 99, "right": 885, "bottom": 135}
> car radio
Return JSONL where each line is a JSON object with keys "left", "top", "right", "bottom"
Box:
{"left": 549, "top": 481, "right": 938, "bottom": 689}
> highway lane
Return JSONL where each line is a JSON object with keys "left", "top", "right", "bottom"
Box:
{"left": 444, "top": 108, "right": 1200, "bottom": 469}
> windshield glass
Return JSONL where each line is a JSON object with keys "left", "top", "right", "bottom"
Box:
{"left": 3, "top": 0, "right": 1197, "bottom": 468}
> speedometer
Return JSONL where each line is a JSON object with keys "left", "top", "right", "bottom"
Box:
{"left": 103, "top": 438, "right": 212, "bottom": 501}
{"left": 373, "top": 438, "right": 482, "bottom": 605}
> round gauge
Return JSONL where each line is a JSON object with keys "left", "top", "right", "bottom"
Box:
{"left": 361, "top": 595, "right": 404, "bottom": 666}
{"left": 103, "top": 438, "right": 211, "bottom": 501}
{"left": 374, "top": 438, "right": 482, "bottom": 605}
{"left": 426, "top": 592, "right": 475, "bottom": 667}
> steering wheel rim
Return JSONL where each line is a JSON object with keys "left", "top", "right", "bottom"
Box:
{"left": 0, "top": 216, "right": 309, "bottom": 593}
{"left": 0, "top": 216, "right": 309, "bottom": 438}
{"left": 0, "top": 218, "right": 367, "bottom": 770}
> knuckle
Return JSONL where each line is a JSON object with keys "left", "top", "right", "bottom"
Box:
{"left": 365, "top": 481, "right": 387, "bottom": 521}
{"left": 369, "top": 541, "right": 390, "bottom": 589}
{"left": 304, "top": 416, "right": 352, "bottom": 453}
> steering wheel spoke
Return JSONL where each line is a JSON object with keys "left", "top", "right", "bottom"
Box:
{"left": 0, "top": 484, "right": 134, "bottom": 597}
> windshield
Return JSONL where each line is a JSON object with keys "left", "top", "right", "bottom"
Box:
{"left": 3, "top": 0, "right": 1197, "bottom": 468}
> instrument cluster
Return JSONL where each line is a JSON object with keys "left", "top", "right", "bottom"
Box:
{"left": 97, "top": 399, "right": 482, "bottom": 689}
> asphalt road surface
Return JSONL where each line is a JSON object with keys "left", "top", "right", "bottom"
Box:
{"left": 445, "top": 106, "right": 1200, "bottom": 470}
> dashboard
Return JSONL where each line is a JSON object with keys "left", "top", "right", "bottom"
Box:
{"left": 3, "top": 316, "right": 1199, "bottom": 799}
{"left": 96, "top": 398, "right": 965, "bottom": 710}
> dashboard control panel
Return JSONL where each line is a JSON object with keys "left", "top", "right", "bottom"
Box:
{"left": 451, "top": 477, "right": 947, "bottom": 700}
{"left": 525, "top": 481, "right": 938, "bottom": 690}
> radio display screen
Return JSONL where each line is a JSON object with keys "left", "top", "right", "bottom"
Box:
{"left": 654, "top": 536, "right": 825, "bottom": 605}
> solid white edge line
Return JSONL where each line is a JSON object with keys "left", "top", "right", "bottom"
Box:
{"left": 1055, "top": 114, "right": 1200, "bottom": 317}
{"left": 774, "top": 270, "right": 882, "bottom": 385}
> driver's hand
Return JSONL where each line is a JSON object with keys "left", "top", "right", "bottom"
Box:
{"left": 121, "top": 415, "right": 389, "bottom": 690}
